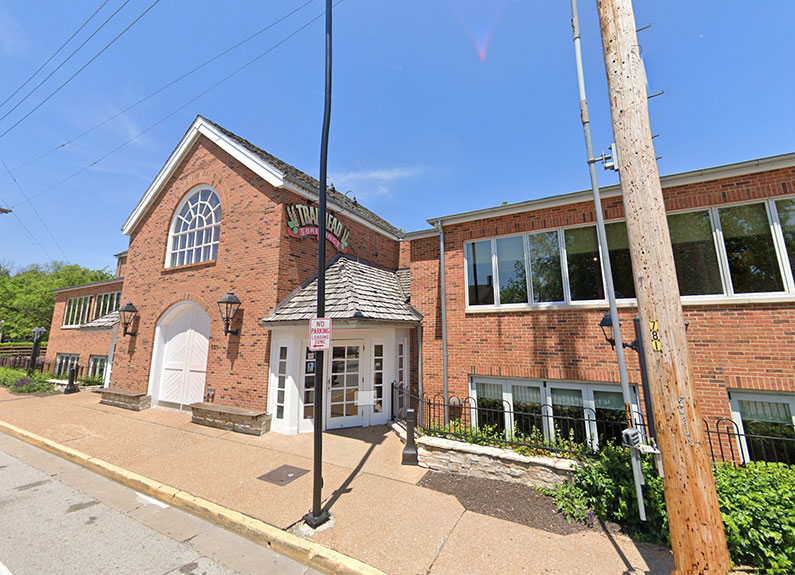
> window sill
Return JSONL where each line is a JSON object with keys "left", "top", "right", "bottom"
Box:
{"left": 60, "top": 325, "right": 82, "bottom": 330}
{"left": 162, "top": 260, "right": 216, "bottom": 274}
{"left": 464, "top": 293, "right": 795, "bottom": 314}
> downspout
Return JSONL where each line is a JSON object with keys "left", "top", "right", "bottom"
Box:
{"left": 436, "top": 220, "right": 449, "bottom": 424}
{"left": 417, "top": 324, "right": 423, "bottom": 426}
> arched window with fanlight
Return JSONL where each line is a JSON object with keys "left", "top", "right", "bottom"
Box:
{"left": 166, "top": 187, "right": 221, "bottom": 268}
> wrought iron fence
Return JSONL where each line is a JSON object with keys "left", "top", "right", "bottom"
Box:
{"left": 0, "top": 354, "right": 89, "bottom": 380}
{"left": 391, "top": 382, "right": 795, "bottom": 465}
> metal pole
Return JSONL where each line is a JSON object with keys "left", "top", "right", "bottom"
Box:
{"left": 304, "top": 0, "right": 332, "bottom": 530}
{"left": 570, "top": 0, "right": 633, "bottom": 413}
{"left": 437, "top": 221, "right": 449, "bottom": 424}
{"left": 633, "top": 316, "right": 656, "bottom": 440}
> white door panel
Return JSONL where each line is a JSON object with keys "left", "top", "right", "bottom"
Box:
{"left": 158, "top": 304, "right": 210, "bottom": 407}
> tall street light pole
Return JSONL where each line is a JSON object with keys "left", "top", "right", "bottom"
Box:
{"left": 596, "top": 1, "right": 731, "bottom": 572}
{"left": 304, "top": 0, "right": 333, "bottom": 530}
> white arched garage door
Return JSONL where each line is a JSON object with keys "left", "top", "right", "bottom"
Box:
{"left": 150, "top": 302, "right": 211, "bottom": 409}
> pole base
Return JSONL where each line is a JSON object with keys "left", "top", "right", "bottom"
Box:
{"left": 303, "top": 509, "right": 330, "bottom": 529}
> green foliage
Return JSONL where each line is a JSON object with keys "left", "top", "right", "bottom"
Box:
{"left": 554, "top": 447, "right": 795, "bottom": 571}
{"left": 0, "top": 261, "right": 112, "bottom": 340}
{"left": 553, "top": 445, "right": 668, "bottom": 544}
{"left": 715, "top": 462, "right": 795, "bottom": 572}
{"left": 79, "top": 374, "right": 105, "bottom": 386}
{"left": 0, "top": 367, "right": 54, "bottom": 393}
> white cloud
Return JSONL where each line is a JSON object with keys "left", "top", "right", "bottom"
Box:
{"left": 332, "top": 166, "right": 428, "bottom": 202}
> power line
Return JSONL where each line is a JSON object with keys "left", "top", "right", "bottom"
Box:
{"left": 0, "top": 157, "right": 69, "bottom": 261}
{"left": 0, "top": 0, "right": 130, "bottom": 125}
{"left": 13, "top": 0, "right": 345, "bottom": 208}
{"left": 0, "top": 193, "right": 55, "bottom": 261}
{"left": 11, "top": 0, "right": 316, "bottom": 173}
{"left": 0, "top": 0, "right": 161, "bottom": 140}
{"left": 0, "top": 0, "right": 111, "bottom": 111}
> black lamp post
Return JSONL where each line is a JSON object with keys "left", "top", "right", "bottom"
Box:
{"left": 28, "top": 327, "right": 46, "bottom": 375}
{"left": 217, "top": 292, "right": 241, "bottom": 336}
{"left": 119, "top": 302, "right": 138, "bottom": 336}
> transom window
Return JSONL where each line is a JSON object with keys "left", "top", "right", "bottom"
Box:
{"left": 94, "top": 292, "right": 121, "bottom": 319}
{"left": 464, "top": 197, "right": 795, "bottom": 309}
{"left": 63, "top": 296, "right": 92, "bottom": 326}
{"left": 167, "top": 187, "right": 221, "bottom": 268}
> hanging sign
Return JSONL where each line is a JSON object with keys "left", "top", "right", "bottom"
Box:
{"left": 286, "top": 203, "right": 350, "bottom": 252}
{"left": 309, "top": 318, "right": 332, "bottom": 351}
{"left": 649, "top": 320, "right": 662, "bottom": 352}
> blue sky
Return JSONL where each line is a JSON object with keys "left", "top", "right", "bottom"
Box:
{"left": 0, "top": 0, "right": 792, "bottom": 271}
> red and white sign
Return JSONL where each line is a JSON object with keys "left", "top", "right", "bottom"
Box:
{"left": 309, "top": 318, "right": 332, "bottom": 351}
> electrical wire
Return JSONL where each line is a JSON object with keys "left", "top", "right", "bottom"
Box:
{"left": 0, "top": 157, "right": 69, "bottom": 261}
{"left": 12, "top": 0, "right": 345, "bottom": 208}
{"left": 0, "top": 0, "right": 162, "bottom": 140}
{"left": 0, "top": 193, "right": 55, "bottom": 261}
{"left": 0, "top": 0, "right": 111, "bottom": 111}
{"left": 0, "top": 0, "right": 130, "bottom": 125}
{"left": 11, "top": 0, "right": 316, "bottom": 173}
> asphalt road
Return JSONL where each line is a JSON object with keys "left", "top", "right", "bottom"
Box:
{"left": 0, "top": 432, "right": 320, "bottom": 575}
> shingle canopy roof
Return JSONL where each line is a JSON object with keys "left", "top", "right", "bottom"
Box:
{"left": 263, "top": 256, "right": 422, "bottom": 324}
{"left": 201, "top": 117, "right": 400, "bottom": 236}
{"left": 78, "top": 310, "right": 119, "bottom": 331}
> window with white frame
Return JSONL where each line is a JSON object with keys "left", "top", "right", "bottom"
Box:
{"left": 472, "top": 378, "right": 637, "bottom": 450}
{"left": 302, "top": 348, "right": 316, "bottom": 419}
{"left": 88, "top": 355, "right": 107, "bottom": 379}
{"left": 94, "top": 291, "right": 121, "bottom": 319}
{"left": 54, "top": 353, "right": 79, "bottom": 377}
{"left": 166, "top": 187, "right": 221, "bottom": 268}
{"left": 463, "top": 197, "right": 795, "bottom": 309}
{"left": 63, "top": 296, "right": 92, "bottom": 326}
{"left": 275, "top": 346, "right": 288, "bottom": 419}
{"left": 729, "top": 391, "right": 795, "bottom": 464}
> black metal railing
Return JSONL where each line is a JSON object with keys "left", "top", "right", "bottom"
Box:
{"left": 0, "top": 355, "right": 93, "bottom": 382}
{"left": 391, "top": 382, "right": 649, "bottom": 458}
{"left": 391, "top": 382, "right": 795, "bottom": 465}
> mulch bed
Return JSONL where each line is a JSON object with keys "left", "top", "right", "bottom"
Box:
{"left": 418, "top": 471, "right": 621, "bottom": 536}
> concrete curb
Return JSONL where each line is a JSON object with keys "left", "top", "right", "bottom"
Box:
{"left": 0, "top": 419, "right": 388, "bottom": 575}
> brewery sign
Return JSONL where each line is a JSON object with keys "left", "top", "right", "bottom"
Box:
{"left": 286, "top": 203, "right": 350, "bottom": 252}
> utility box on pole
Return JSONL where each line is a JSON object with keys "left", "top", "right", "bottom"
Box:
{"left": 596, "top": 1, "right": 731, "bottom": 573}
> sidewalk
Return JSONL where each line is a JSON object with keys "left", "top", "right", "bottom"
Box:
{"left": 0, "top": 387, "right": 674, "bottom": 575}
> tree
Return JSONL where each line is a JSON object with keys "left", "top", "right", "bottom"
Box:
{"left": 0, "top": 261, "right": 112, "bottom": 341}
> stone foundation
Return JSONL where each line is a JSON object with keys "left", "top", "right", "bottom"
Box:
{"left": 190, "top": 402, "right": 271, "bottom": 436}
{"left": 391, "top": 423, "right": 575, "bottom": 490}
{"left": 99, "top": 388, "right": 151, "bottom": 411}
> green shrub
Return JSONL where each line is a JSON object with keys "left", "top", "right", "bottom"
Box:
{"left": 554, "top": 446, "right": 795, "bottom": 571}
{"left": 0, "top": 367, "right": 54, "bottom": 393}
{"left": 715, "top": 462, "right": 795, "bottom": 572}
{"left": 79, "top": 374, "right": 105, "bottom": 386}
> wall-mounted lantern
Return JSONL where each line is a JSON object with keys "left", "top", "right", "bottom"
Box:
{"left": 119, "top": 302, "right": 138, "bottom": 336}
{"left": 217, "top": 292, "right": 241, "bottom": 336}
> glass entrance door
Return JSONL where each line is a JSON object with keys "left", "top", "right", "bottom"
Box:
{"left": 326, "top": 342, "right": 364, "bottom": 429}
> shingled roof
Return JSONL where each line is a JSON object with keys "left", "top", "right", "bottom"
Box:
{"left": 78, "top": 310, "right": 119, "bottom": 332}
{"left": 201, "top": 117, "right": 400, "bottom": 236}
{"left": 262, "top": 256, "right": 422, "bottom": 324}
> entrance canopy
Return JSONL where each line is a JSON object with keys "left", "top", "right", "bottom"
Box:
{"left": 261, "top": 255, "right": 422, "bottom": 326}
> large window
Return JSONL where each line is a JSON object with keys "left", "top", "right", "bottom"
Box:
{"left": 730, "top": 391, "right": 795, "bottom": 464}
{"left": 63, "top": 296, "right": 92, "bottom": 326}
{"left": 94, "top": 292, "right": 121, "bottom": 319}
{"left": 167, "top": 187, "right": 221, "bottom": 268}
{"left": 55, "top": 353, "right": 79, "bottom": 377}
{"left": 472, "top": 378, "right": 637, "bottom": 450}
{"left": 463, "top": 197, "right": 795, "bottom": 310}
{"left": 88, "top": 355, "right": 107, "bottom": 379}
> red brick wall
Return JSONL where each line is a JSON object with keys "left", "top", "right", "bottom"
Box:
{"left": 116, "top": 254, "right": 127, "bottom": 278}
{"left": 110, "top": 135, "right": 399, "bottom": 410}
{"left": 408, "top": 167, "right": 795, "bottom": 425}
{"left": 44, "top": 280, "right": 123, "bottom": 372}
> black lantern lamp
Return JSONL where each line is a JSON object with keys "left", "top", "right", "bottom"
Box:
{"left": 119, "top": 302, "right": 138, "bottom": 336}
{"left": 217, "top": 292, "right": 241, "bottom": 336}
{"left": 599, "top": 312, "right": 625, "bottom": 350}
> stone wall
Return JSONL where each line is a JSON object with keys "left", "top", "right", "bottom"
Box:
{"left": 392, "top": 423, "right": 575, "bottom": 490}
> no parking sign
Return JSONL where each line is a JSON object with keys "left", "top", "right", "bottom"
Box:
{"left": 309, "top": 318, "right": 331, "bottom": 351}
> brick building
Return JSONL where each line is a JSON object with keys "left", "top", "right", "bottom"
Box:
{"left": 45, "top": 116, "right": 795, "bottom": 460}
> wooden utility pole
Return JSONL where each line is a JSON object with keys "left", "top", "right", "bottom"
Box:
{"left": 595, "top": 1, "right": 731, "bottom": 573}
